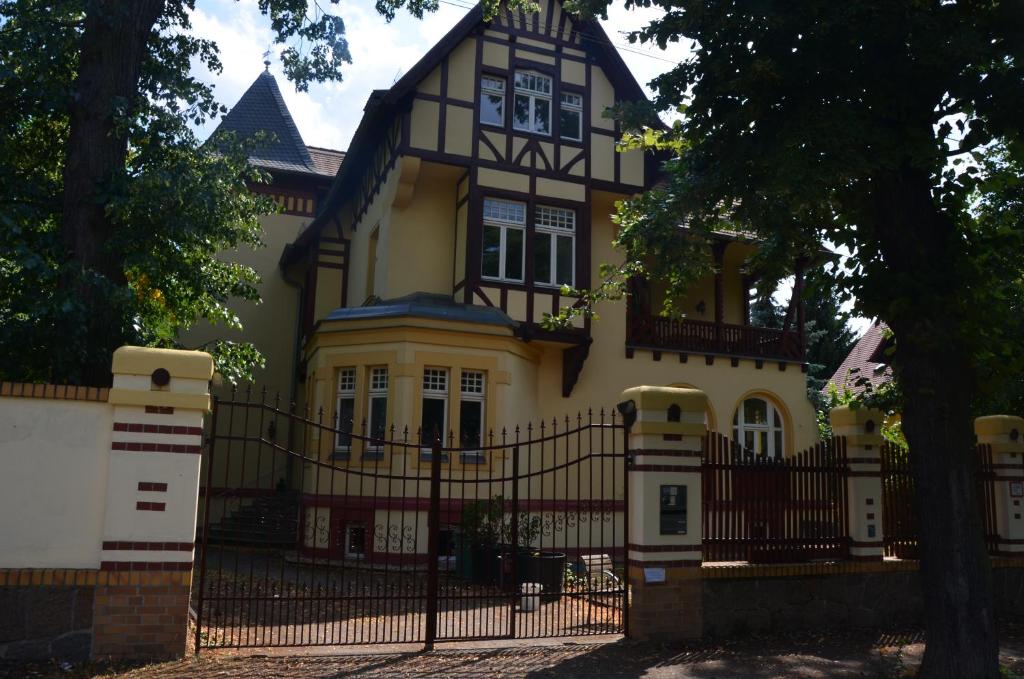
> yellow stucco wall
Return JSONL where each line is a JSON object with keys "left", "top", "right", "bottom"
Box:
{"left": 181, "top": 211, "right": 306, "bottom": 397}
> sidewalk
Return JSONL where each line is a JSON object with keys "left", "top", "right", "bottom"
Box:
{"left": 5, "top": 627, "right": 1024, "bottom": 678}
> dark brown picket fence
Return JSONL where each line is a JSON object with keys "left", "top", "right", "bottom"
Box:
{"left": 702, "top": 433, "right": 850, "bottom": 563}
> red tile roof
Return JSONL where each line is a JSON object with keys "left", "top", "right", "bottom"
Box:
{"left": 826, "top": 321, "right": 893, "bottom": 395}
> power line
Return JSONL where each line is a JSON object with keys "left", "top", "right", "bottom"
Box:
{"left": 435, "top": 0, "right": 679, "bottom": 65}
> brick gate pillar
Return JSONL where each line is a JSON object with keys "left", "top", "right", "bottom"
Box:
{"left": 975, "top": 415, "right": 1024, "bottom": 556}
{"left": 830, "top": 406, "right": 885, "bottom": 561}
{"left": 91, "top": 346, "right": 213, "bottom": 659}
{"left": 620, "top": 386, "right": 707, "bottom": 641}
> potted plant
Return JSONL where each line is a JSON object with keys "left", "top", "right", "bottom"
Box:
{"left": 512, "top": 513, "right": 566, "bottom": 596}
{"left": 457, "top": 496, "right": 505, "bottom": 583}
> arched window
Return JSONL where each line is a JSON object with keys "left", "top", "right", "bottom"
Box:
{"left": 733, "top": 397, "right": 784, "bottom": 457}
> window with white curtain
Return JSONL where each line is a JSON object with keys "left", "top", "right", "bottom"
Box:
{"left": 732, "top": 397, "right": 784, "bottom": 458}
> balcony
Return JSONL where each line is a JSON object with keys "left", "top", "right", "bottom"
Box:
{"left": 626, "top": 312, "right": 804, "bottom": 362}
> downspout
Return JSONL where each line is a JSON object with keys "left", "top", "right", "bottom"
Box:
{"left": 280, "top": 248, "right": 308, "bottom": 491}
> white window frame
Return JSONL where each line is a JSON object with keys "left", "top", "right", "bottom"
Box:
{"left": 481, "top": 198, "right": 526, "bottom": 283}
{"left": 459, "top": 370, "right": 486, "bottom": 463}
{"left": 733, "top": 397, "right": 784, "bottom": 458}
{"left": 559, "top": 91, "right": 583, "bottom": 141}
{"left": 480, "top": 76, "right": 505, "bottom": 127}
{"left": 512, "top": 71, "right": 552, "bottom": 135}
{"left": 366, "top": 367, "right": 388, "bottom": 457}
{"left": 421, "top": 368, "right": 449, "bottom": 456}
{"left": 533, "top": 205, "right": 576, "bottom": 288}
{"left": 334, "top": 368, "right": 356, "bottom": 454}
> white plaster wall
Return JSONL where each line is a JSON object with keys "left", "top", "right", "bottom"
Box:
{"left": 0, "top": 398, "right": 112, "bottom": 568}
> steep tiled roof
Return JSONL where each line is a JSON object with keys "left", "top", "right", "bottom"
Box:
{"left": 826, "top": 321, "right": 893, "bottom": 395}
{"left": 213, "top": 69, "right": 343, "bottom": 179}
{"left": 306, "top": 146, "right": 346, "bottom": 178}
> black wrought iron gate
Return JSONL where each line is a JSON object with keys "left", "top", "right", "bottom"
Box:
{"left": 194, "top": 389, "right": 627, "bottom": 651}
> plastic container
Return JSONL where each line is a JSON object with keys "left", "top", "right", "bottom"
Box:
{"left": 520, "top": 582, "right": 542, "bottom": 612}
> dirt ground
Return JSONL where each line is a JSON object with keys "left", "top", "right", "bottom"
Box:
{"left": 6, "top": 626, "right": 1024, "bottom": 679}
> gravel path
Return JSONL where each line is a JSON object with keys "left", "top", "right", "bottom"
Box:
{"left": 7, "top": 627, "right": 1024, "bottom": 679}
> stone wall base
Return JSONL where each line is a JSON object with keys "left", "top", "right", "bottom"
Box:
{"left": 0, "top": 577, "right": 94, "bottom": 661}
{"left": 91, "top": 570, "right": 192, "bottom": 659}
{"left": 628, "top": 566, "right": 702, "bottom": 641}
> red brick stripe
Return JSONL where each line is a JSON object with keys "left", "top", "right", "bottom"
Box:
{"left": 628, "top": 543, "right": 702, "bottom": 553}
{"left": 100, "top": 561, "right": 193, "bottom": 571}
{"left": 631, "top": 464, "right": 695, "bottom": 472}
{"left": 113, "top": 422, "right": 202, "bottom": 436}
{"left": 112, "top": 442, "right": 200, "bottom": 454}
{"left": 627, "top": 558, "right": 701, "bottom": 568}
{"left": 137, "top": 482, "right": 168, "bottom": 492}
{"left": 136, "top": 501, "right": 166, "bottom": 512}
{"left": 145, "top": 405, "right": 175, "bottom": 414}
{"left": 102, "top": 541, "right": 193, "bottom": 551}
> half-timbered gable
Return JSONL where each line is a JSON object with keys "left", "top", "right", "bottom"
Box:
{"left": 276, "top": 1, "right": 821, "bottom": 456}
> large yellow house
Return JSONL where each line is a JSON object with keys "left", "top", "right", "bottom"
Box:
{"left": 201, "top": 0, "right": 818, "bottom": 466}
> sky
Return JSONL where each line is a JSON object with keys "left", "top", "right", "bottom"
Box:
{"left": 189, "top": 0, "right": 690, "bottom": 150}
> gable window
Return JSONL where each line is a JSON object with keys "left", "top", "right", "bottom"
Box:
{"left": 480, "top": 76, "right": 505, "bottom": 127}
{"left": 733, "top": 397, "right": 784, "bottom": 458}
{"left": 560, "top": 92, "right": 582, "bottom": 141}
{"left": 334, "top": 368, "right": 356, "bottom": 455}
{"left": 534, "top": 205, "right": 576, "bottom": 287}
{"left": 513, "top": 71, "right": 551, "bottom": 135}
{"left": 421, "top": 368, "right": 449, "bottom": 456}
{"left": 482, "top": 198, "right": 525, "bottom": 282}
{"left": 459, "top": 370, "right": 486, "bottom": 463}
{"left": 366, "top": 367, "right": 388, "bottom": 458}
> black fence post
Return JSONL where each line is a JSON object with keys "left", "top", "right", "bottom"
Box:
{"left": 508, "top": 445, "right": 520, "bottom": 638}
{"left": 194, "top": 395, "right": 219, "bottom": 655}
{"left": 423, "top": 435, "right": 442, "bottom": 651}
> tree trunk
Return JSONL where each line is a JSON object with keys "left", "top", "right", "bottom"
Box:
{"left": 60, "top": 0, "right": 164, "bottom": 383}
{"left": 874, "top": 168, "right": 999, "bottom": 679}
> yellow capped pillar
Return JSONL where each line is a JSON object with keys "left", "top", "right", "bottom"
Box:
{"left": 620, "top": 386, "right": 706, "bottom": 641}
{"left": 975, "top": 415, "right": 1024, "bottom": 556}
{"left": 830, "top": 405, "right": 885, "bottom": 562}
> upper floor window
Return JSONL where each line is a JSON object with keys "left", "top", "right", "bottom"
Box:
{"left": 534, "top": 205, "right": 575, "bottom": 287}
{"left": 480, "top": 76, "right": 505, "bottom": 127}
{"left": 560, "top": 92, "right": 582, "bottom": 141}
{"left": 733, "top": 397, "right": 784, "bottom": 458}
{"left": 513, "top": 71, "right": 551, "bottom": 135}
{"left": 482, "top": 198, "right": 525, "bottom": 283}
{"left": 335, "top": 368, "right": 356, "bottom": 453}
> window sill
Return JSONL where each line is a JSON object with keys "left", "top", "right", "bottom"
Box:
{"left": 459, "top": 452, "right": 487, "bottom": 465}
{"left": 419, "top": 451, "right": 450, "bottom": 463}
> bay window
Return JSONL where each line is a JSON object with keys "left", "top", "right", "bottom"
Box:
{"left": 480, "top": 76, "right": 505, "bottom": 126}
{"left": 534, "top": 205, "right": 575, "bottom": 287}
{"left": 365, "top": 367, "right": 388, "bottom": 458}
{"left": 482, "top": 198, "right": 525, "bottom": 282}
{"left": 421, "top": 368, "right": 449, "bottom": 457}
{"left": 459, "top": 370, "right": 486, "bottom": 463}
{"left": 559, "top": 92, "right": 582, "bottom": 141}
{"left": 334, "top": 368, "right": 356, "bottom": 455}
{"left": 513, "top": 71, "right": 551, "bottom": 135}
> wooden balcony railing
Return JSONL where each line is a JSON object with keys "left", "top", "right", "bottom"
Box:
{"left": 626, "top": 312, "right": 804, "bottom": 361}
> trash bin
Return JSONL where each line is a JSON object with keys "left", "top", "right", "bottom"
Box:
{"left": 521, "top": 582, "right": 542, "bottom": 612}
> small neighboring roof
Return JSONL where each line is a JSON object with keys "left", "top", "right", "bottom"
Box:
{"left": 307, "top": 146, "right": 346, "bottom": 177}
{"left": 323, "top": 292, "right": 516, "bottom": 329}
{"left": 213, "top": 69, "right": 342, "bottom": 179}
{"left": 826, "top": 321, "right": 893, "bottom": 396}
